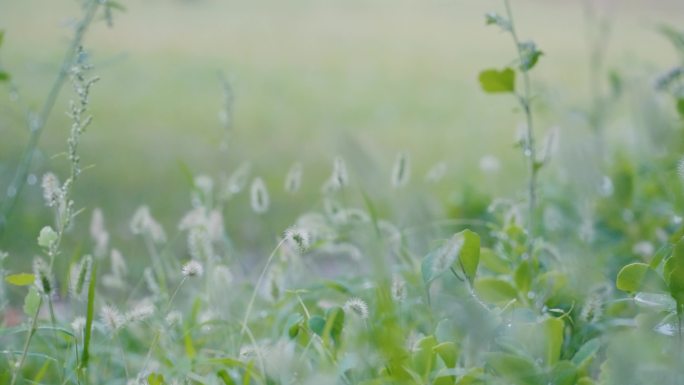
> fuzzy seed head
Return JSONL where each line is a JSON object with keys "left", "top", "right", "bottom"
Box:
{"left": 100, "top": 304, "right": 126, "bottom": 333}
{"left": 391, "top": 152, "right": 410, "bottom": 188}
{"left": 222, "top": 162, "right": 251, "bottom": 199}
{"left": 391, "top": 276, "right": 407, "bottom": 302}
{"left": 126, "top": 300, "right": 155, "bottom": 323}
{"left": 70, "top": 255, "right": 92, "bottom": 299}
{"left": 41, "top": 173, "right": 61, "bottom": 207}
{"left": 284, "top": 226, "right": 311, "bottom": 252}
{"left": 250, "top": 177, "right": 270, "bottom": 214}
{"left": 344, "top": 297, "right": 369, "bottom": 319}
{"left": 285, "top": 162, "right": 303, "bottom": 194}
{"left": 33, "top": 258, "right": 53, "bottom": 296}
{"left": 182, "top": 260, "right": 204, "bottom": 278}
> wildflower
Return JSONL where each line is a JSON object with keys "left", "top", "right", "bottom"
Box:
{"left": 182, "top": 260, "right": 204, "bottom": 278}
{"left": 391, "top": 152, "right": 410, "bottom": 188}
{"left": 250, "top": 177, "right": 270, "bottom": 214}
{"left": 101, "top": 304, "right": 126, "bottom": 333}
{"left": 344, "top": 297, "right": 369, "bottom": 319}
{"left": 41, "top": 173, "right": 61, "bottom": 207}
{"left": 284, "top": 162, "right": 303, "bottom": 193}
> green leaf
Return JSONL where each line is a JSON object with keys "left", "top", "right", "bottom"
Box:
{"left": 457, "top": 229, "right": 480, "bottom": 284}
{"left": 479, "top": 68, "right": 515, "bottom": 93}
{"left": 5, "top": 273, "right": 35, "bottom": 286}
{"left": 286, "top": 313, "right": 303, "bottom": 339}
{"left": 474, "top": 277, "right": 518, "bottom": 304}
{"left": 37, "top": 226, "right": 58, "bottom": 248}
{"left": 80, "top": 261, "right": 97, "bottom": 369}
{"left": 0, "top": 30, "right": 4, "bottom": 47}
{"left": 514, "top": 261, "right": 532, "bottom": 293}
{"left": 484, "top": 12, "right": 511, "bottom": 31}
{"left": 0, "top": 70, "right": 9, "bottom": 82}
{"left": 571, "top": 338, "right": 601, "bottom": 372}
{"left": 518, "top": 41, "right": 543, "bottom": 71}
{"left": 217, "top": 369, "right": 236, "bottom": 385}
{"left": 616, "top": 263, "right": 667, "bottom": 293}
{"left": 547, "top": 361, "right": 578, "bottom": 385}
{"left": 433, "top": 341, "right": 458, "bottom": 368}
{"left": 325, "top": 306, "right": 345, "bottom": 344}
{"left": 677, "top": 98, "right": 684, "bottom": 118}
{"left": 308, "top": 315, "right": 326, "bottom": 337}
{"left": 23, "top": 286, "right": 41, "bottom": 316}
{"left": 543, "top": 317, "right": 564, "bottom": 367}
{"left": 480, "top": 247, "right": 510, "bottom": 274}
{"left": 148, "top": 373, "right": 165, "bottom": 385}
{"left": 485, "top": 352, "right": 543, "bottom": 385}
{"left": 412, "top": 335, "right": 438, "bottom": 378}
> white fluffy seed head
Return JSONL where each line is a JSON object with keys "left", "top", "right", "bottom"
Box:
{"left": 284, "top": 226, "right": 311, "bottom": 252}
{"left": 391, "top": 276, "right": 407, "bottom": 302}
{"left": 250, "top": 177, "right": 270, "bottom": 214}
{"left": 33, "top": 257, "right": 53, "bottom": 296}
{"left": 182, "top": 260, "right": 204, "bottom": 278}
{"left": 391, "top": 152, "right": 410, "bottom": 188}
{"left": 187, "top": 227, "right": 213, "bottom": 260}
{"left": 41, "top": 172, "right": 61, "bottom": 207}
{"left": 126, "top": 300, "right": 155, "bottom": 323}
{"left": 129, "top": 206, "right": 166, "bottom": 243}
{"left": 284, "top": 162, "right": 303, "bottom": 194}
{"left": 344, "top": 297, "right": 369, "bottom": 319}
{"left": 101, "top": 304, "right": 126, "bottom": 334}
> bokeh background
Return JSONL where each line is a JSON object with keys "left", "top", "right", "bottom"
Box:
{"left": 1, "top": 0, "right": 683, "bottom": 262}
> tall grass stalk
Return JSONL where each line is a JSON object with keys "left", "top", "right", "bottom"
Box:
{"left": 504, "top": 0, "right": 538, "bottom": 253}
{"left": 0, "top": 0, "right": 101, "bottom": 233}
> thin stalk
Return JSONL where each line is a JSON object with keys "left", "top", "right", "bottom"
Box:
{"left": 504, "top": 0, "right": 537, "bottom": 254}
{"left": 0, "top": 0, "right": 100, "bottom": 233}
{"left": 10, "top": 297, "right": 43, "bottom": 385}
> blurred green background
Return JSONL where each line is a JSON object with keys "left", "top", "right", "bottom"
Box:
{"left": 0, "top": 0, "right": 683, "bottom": 260}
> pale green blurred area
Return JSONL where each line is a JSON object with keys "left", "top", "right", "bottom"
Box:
{"left": 0, "top": 0, "right": 682, "bottom": 254}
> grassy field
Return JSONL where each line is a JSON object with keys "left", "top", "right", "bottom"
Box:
{"left": 2, "top": 0, "right": 684, "bottom": 384}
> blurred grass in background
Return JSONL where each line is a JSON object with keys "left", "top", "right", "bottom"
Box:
{"left": 0, "top": 0, "right": 682, "bottom": 261}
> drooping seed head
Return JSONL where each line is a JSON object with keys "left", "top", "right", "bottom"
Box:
{"left": 284, "top": 226, "right": 311, "bottom": 252}
{"left": 100, "top": 304, "right": 126, "bottom": 334}
{"left": 33, "top": 257, "right": 53, "bottom": 296}
{"left": 344, "top": 297, "right": 369, "bottom": 319}
{"left": 70, "top": 254, "right": 92, "bottom": 299}
{"left": 182, "top": 260, "right": 204, "bottom": 278}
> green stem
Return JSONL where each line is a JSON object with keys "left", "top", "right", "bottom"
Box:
{"left": 0, "top": 0, "right": 100, "bottom": 234}
{"left": 504, "top": 0, "right": 537, "bottom": 255}
{"left": 10, "top": 297, "right": 43, "bottom": 385}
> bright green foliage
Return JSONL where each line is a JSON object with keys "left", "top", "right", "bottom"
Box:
{"left": 5, "top": 273, "right": 34, "bottom": 286}
{"left": 478, "top": 68, "right": 515, "bottom": 93}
